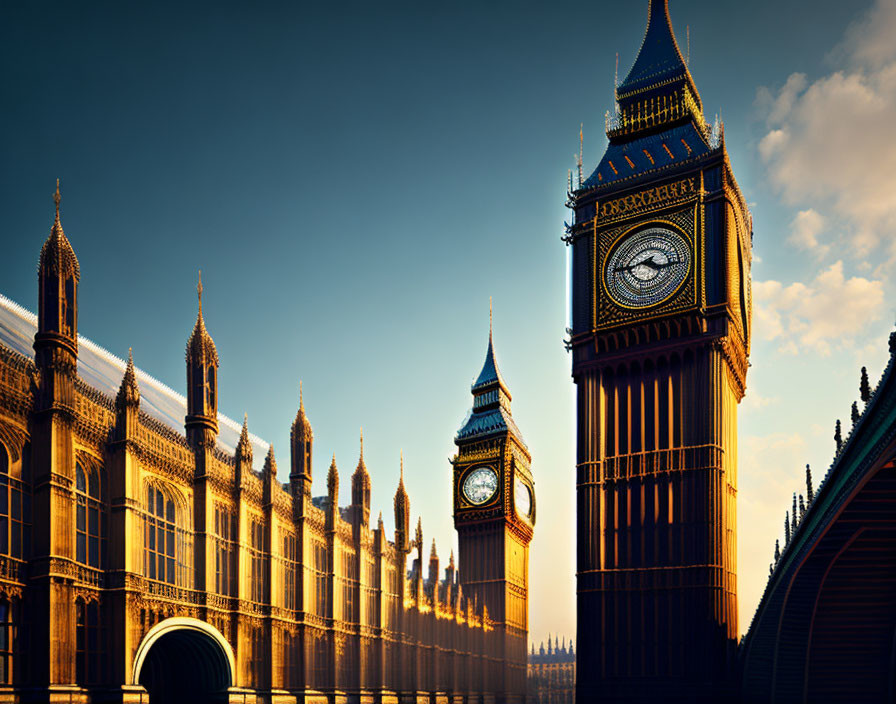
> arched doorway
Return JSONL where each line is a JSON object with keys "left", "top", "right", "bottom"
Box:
{"left": 133, "top": 617, "right": 235, "bottom": 704}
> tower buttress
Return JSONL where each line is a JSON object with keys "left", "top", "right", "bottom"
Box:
{"left": 115, "top": 349, "right": 140, "bottom": 440}
{"left": 393, "top": 452, "right": 410, "bottom": 553}
{"left": 351, "top": 428, "right": 371, "bottom": 527}
{"left": 35, "top": 180, "right": 80, "bottom": 411}
{"left": 452, "top": 308, "right": 534, "bottom": 704}
{"left": 185, "top": 271, "right": 219, "bottom": 448}
{"left": 290, "top": 381, "right": 313, "bottom": 495}
{"left": 568, "top": 2, "right": 751, "bottom": 701}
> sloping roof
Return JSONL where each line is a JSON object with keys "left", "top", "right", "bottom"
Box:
{"left": 472, "top": 332, "right": 508, "bottom": 394}
{"left": 0, "top": 293, "right": 269, "bottom": 469}
{"left": 583, "top": 121, "right": 711, "bottom": 189}
{"left": 455, "top": 406, "right": 526, "bottom": 447}
{"left": 617, "top": 0, "right": 695, "bottom": 100}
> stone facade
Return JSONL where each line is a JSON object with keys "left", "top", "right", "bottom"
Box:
{"left": 0, "top": 185, "right": 531, "bottom": 703}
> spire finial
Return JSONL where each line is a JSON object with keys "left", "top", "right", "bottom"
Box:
{"left": 360, "top": 427, "right": 364, "bottom": 458}
{"left": 400, "top": 450, "right": 404, "bottom": 483}
{"left": 299, "top": 380, "right": 304, "bottom": 411}
{"left": 53, "top": 178, "right": 61, "bottom": 223}
{"left": 197, "top": 270, "right": 203, "bottom": 314}
{"left": 489, "top": 297, "right": 493, "bottom": 341}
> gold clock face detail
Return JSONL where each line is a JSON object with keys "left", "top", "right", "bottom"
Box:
{"left": 462, "top": 466, "right": 498, "bottom": 505}
{"left": 605, "top": 226, "right": 691, "bottom": 308}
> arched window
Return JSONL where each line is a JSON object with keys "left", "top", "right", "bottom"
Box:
{"left": 145, "top": 485, "right": 176, "bottom": 584}
{"left": 75, "top": 598, "right": 103, "bottom": 685}
{"left": 75, "top": 462, "right": 106, "bottom": 568}
{"left": 0, "top": 442, "right": 30, "bottom": 559}
{"left": 0, "top": 598, "right": 13, "bottom": 684}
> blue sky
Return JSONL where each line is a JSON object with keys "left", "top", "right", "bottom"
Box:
{"left": 2, "top": 0, "right": 895, "bottom": 645}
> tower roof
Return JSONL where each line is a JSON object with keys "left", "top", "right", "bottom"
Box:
{"left": 186, "top": 271, "right": 219, "bottom": 366}
{"left": 456, "top": 306, "right": 527, "bottom": 448}
{"left": 616, "top": 0, "right": 700, "bottom": 108}
{"left": 40, "top": 179, "right": 80, "bottom": 280}
{"left": 471, "top": 300, "right": 510, "bottom": 397}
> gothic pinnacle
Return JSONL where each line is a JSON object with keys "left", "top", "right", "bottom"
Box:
{"left": 237, "top": 414, "right": 253, "bottom": 463}
{"left": 40, "top": 177, "right": 80, "bottom": 280}
{"left": 264, "top": 444, "right": 277, "bottom": 476}
{"left": 116, "top": 348, "right": 140, "bottom": 409}
{"left": 186, "top": 269, "right": 218, "bottom": 365}
{"left": 327, "top": 454, "right": 338, "bottom": 497}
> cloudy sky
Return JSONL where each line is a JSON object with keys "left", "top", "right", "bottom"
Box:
{"left": 2, "top": 0, "right": 895, "bottom": 647}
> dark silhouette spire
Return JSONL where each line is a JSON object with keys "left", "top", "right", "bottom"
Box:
{"left": 835, "top": 419, "right": 843, "bottom": 452}
{"left": 186, "top": 271, "right": 219, "bottom": 366}
{"left": 860, "top": 367, "right": 871, "bottom": 404}
{"left": 806, "top": 464, "right": 814, "bottom": 505}
{"left": 394, "top": 451, "right": 410, "bottom": 552}
{"left": 616, "top": 0, "right": 702, "bottom": 110}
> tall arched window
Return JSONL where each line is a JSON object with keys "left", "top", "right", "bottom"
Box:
{"left": 206, "top": 366, "right": 216, "bottom": 410}
{"left": 0, "top": 598, "right": 13, "bottom": 684}
{"left": 75, "top": 598, "right": 103, "bottom": 685}
{"left": 143, "top": 484, "right": 192, "bottom": 586}
{"left": 0, "top": 442, "right": 30, "bottom": 560}
{"left": 75, "top": 462, "right": 106, "bottom": 568}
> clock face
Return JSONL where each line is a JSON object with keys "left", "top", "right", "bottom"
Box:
{"left": 514, "top": 477, "right": 532, "bottom": 519}
{"left": 605, "top": 226, "right": 691, "bottom": 308}
{"left": 462, "top": 466, "right": 498, "bottom": 505}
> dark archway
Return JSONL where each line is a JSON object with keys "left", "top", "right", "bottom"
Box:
{"left": 136, "top": 621, "right": 232, "bottom": 704}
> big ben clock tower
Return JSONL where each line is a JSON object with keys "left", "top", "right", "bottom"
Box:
{"left": 568, "top": 2, "right": 751, "bottom": 703}
{"left": 453, "top": 314, "right": 534, "bottom": 704}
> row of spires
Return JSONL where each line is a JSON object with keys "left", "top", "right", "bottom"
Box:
{"left": 529, "top": 636, "right": 575, "bottom": 658}
{"left": 768, "top": 346, "right": 896, "bottom": 579}
{"left": 40, "top": 182, "right": 450, "bottom": 564}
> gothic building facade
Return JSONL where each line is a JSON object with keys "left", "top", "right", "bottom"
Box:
{"left": 0, "top": 186, "right": 534, "bottom": 703}
{"left": 525, "top": 638, "right": 573, "bottom": 704}
{"left": 566, "top": 1, "right": 750, "bottom": 702}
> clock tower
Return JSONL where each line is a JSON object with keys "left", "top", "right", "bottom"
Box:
{"left": 453, "top": 315, "right": 534, "bottom": 704}
{"left": 567, "top": 2, "right": 751, "bottom": 702}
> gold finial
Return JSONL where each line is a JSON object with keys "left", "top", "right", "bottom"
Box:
{"left": 400, "top": 450, "right": 405, "bottom": 483}
{"left": 53, "top": 178, "right": 61, "bottom": 222}
{"left": 299, "top": 380, "right": 304, "bottom": 412}
{"left": 360, "top": 427, "right": 364, "bottom": 458}
{"left": 197, "top": 270, "right": 203, "bottom": 313}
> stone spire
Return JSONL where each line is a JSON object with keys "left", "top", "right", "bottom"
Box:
{"left": 116, "top": 349, "right": 140, "bottom": 410}
{"left": 186, "top": 270, "right": 219, "bottom": 366}
{"left": 394, "top": 451, "right": 410, "bottom": 552}
{"left": 236, "top": 415, "right": 253, "bottom": 464}
{"left": 327, "top": 454, "right": 339, "bottom": 502}
{"left": 39, "top": 179, "right": 80, "bottom": 281}
{"left": 290, "top": 382, "right": 313, "bottom": 494}
{"left": 264, "top": 444, "right": 277, "bottom": 478}
{"left": 352, "top": 428, "right": 371, "bottom": 525}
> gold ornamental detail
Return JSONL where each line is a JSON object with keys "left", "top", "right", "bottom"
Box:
{"left": 597, "top": 177, "right": 698, "bottom": 225}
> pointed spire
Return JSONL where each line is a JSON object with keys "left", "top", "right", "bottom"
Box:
{"left": 377, "top": 511, "right": 384, "bottom": 530}
{"left": 354, "top": 427, "right": 368, "bottom": 476}
{"left": 784, "top": 511, "right": 791, "bottom": 545}
{"left": 472, "top": 300, "right": 510, "bottom": 396}
{"left": 264, "top": 444, "right": 277, "bottom": 476}
{"left": 806, "top": 464, "right": 814, "bottom": 505}
{"left": 774, "top": 539, "right": 781, "bottom": 563}
{"left": 430, "top": 538, "right": 438, "bottom": 559}
{"left": 327, "top": 454, "right": 339, "bottom": 498}
{"left": 860, "top": 367, "right": 871, "bottom": 404}
{"left": 835, "top": 419, "right": 843, "bottom": 452}
{"left": 236, "top": 414, "right": 253, "bottom": 463}
{"left": 449, "top": 549, "right": 455, "bottom": 569}
{"left": 116, "top": 348, "right": 140, "bottom": 409}
{"left": 851, "top": 401, "right": 860, "bottom": 428}
{"left": 186, "top": 269, "right": 219, "bottom": 365}
{"left": 40, "top": 178, "right": 80, "bottom": 280}
{"left": 617, "top": 0, "right": 698, "bottom": 104}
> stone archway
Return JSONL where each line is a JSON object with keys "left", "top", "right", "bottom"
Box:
{"left": 133, "top": 617, "right": 235, "bottom": 704}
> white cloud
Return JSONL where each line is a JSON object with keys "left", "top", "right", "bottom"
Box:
{"left": 757, "top": 0, "right": 896, "bottom": 264}
{"left": 788, "top": 209, "right": 830, "bottom": 258}
{"left": 754, "top": 261, "right": 885, "bottom": 354}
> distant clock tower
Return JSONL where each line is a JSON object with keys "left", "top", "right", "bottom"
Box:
{"left": 453, "top": 316, "right": 534, "bottom": 704}
{"left": 567, "top": 2, "right": 751, "bottom": 702}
